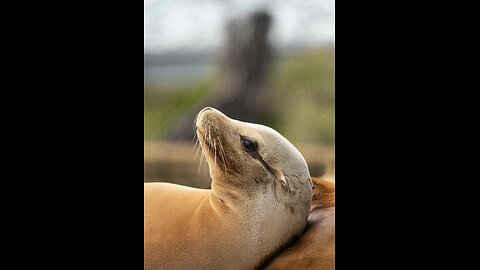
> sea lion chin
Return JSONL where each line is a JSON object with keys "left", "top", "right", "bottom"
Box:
{"left": 144, "top": 107, "right": 312, "bottom": 270}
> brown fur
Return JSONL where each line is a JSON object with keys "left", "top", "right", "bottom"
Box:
{"left": 144, "top": 107, "right": 313, "bottom": 270}
{"left": 260, "top": 177, "right": 335, "bottom": 270}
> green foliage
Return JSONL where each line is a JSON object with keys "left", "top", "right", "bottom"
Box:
{"left": 144, "top": 46, "right": 335, "bottom": 145}
{"left": 269, "top": 47, "right": 335, "bottom": 145}
{"left": 144, "top": 81, "right": 212, "bottom": 139}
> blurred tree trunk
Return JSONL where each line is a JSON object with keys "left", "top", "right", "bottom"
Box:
{"left": 166, "top": 11, "right": 276, "bottom": 141}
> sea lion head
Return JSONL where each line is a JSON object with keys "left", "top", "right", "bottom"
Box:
{"left": 195, "top": 107, "right": 312, "bottom": 206}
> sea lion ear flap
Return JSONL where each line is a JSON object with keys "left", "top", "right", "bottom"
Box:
{"left": 274, "top": 169, "right": 291, "bottom": 193}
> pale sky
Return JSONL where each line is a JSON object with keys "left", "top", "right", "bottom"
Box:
{"left": 144, "top": 0, "right": 335, "bottom": 53}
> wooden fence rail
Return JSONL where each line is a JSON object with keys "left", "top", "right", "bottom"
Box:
{"left": 144, "top": 141, "right": 334, "bottom": 188}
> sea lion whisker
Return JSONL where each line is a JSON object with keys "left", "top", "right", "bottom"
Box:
{"left": 217, "top": 137, "right": 229, "bottom": 173}
{"left": 193, "top": 136, "right": 199, "bottom": 149}
{"left": 192, "top": 128, "right": 198, "bottom": 143}
{"left": 194, "top": 141, "right": 201, "bottom": 161}
{"left": 199, "top": 150, "right": 208, "bottom": 175}
{"left": 214, "top": 140, "right": 217, "bottom": 165}
{"left": 199, "top": 140, "right": 205, "bottom": 174}
{"left": 208, "top": 126, "right": 212, "bottom": 148}
{"left": 192, "top": 133, "right": 199, "bottom": 153}
{"left": 222, "top": 144, "right": 229, "bottom": 168}
{"left": 208, "top": 134, "right": 212, "bottom": 145}
{"left": 193, "top": 112, "right": 200, "bottom": 132}
{"left": 221, "top": 149, "right": 228, "bottom": 174}
{"left": 217, "top": 137, "right": 224, "bottom": 160}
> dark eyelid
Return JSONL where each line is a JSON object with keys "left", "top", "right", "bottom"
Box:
{"left": 239, "top": 136, "right": 280, "bottom": 183}
{"left": 240, "top": 135, "right": 257, "bottom": 151}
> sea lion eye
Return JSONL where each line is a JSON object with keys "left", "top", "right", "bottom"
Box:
{"left": 241, "top": 137, "right": 256, "bottom": 152}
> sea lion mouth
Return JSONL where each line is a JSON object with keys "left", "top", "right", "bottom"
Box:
{"left": 196, "top": 126, "right": 230, "bottom": 171}
{"left": 196, "top": 128, "right": 215, "bottom": 154}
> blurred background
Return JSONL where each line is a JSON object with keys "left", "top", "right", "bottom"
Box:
{"left": 144, "top": 0, "right": 335, "bottom": 187}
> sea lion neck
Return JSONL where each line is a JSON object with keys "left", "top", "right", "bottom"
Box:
{"left": 210, "top": 180, "right": 241, "bottom": 204}
{"left": 210, "top": 177, "right": 263, "bottom": 205}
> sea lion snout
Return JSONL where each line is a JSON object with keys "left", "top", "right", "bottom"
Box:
{"left": 196, "top": 107, "right": 230, "bottom": 131}
{"left": 199, "top": 106, "right": 213, "bottom": 114}
{"left": 197, "top": 107, "right": 225, "bottom": 120}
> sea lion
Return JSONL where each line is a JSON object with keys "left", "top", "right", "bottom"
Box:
{"left": 260, "top": 177, "right": 335, "bottom": 270}
{"left": 144, "top": 107, "right": 313, "bottom": 270}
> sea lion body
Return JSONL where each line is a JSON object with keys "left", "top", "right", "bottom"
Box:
{"left": 144, "top": 107, "right": 313, "bottom": 269}
{"left": 260, "top": 177, "right": 335, "bottom": 270}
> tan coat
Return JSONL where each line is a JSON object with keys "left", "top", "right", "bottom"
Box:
{"left": 261, "top": 177, "right": 335, "bottom": 270}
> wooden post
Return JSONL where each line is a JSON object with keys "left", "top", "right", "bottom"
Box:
{"left": 166, "top": 10, "right": 275, "bottom": 141}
